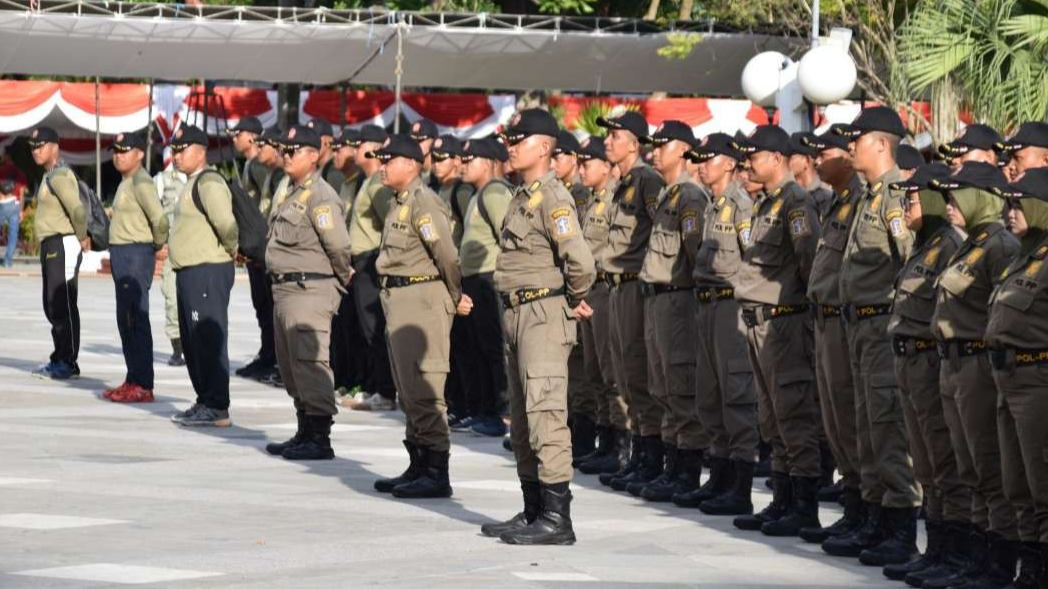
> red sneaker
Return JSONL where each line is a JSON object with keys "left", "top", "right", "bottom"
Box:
{"left": 101, "top": 382, "right": 130, "bottom": 400}
{"left": 109, "top": 384, "right": 155, "bottom": 403}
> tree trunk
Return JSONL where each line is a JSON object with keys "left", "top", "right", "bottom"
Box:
{"left": 930, "top": 78, "right": 960, "bottom": 147}
{"left": 679, "top": 0, "right": 694, "bottom": 20}
{"left": 644, "top": 0, "right": 661, "bottom": 20}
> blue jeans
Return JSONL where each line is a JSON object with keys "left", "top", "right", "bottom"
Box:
{"left": 0, "top": 200, "right": 19, "bottom": 267}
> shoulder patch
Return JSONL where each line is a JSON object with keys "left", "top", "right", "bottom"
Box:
{"left": 551, "top": 207, "right": 576, "bottom": 240}
{"left": 529, "top": 180, "right": 542, "bottom": 193}
{"left": 788, "top": 209, "right": 810, "bottom": 237}
{"left": 737, "top": 220, "right": 752, "bottom": 245}
{"left": 888, "top": 213, "right": 905, "bottom": 237}
{"left": 417, "top": 214, "right": 438, "bottom": 242}
{"left": 313, "top": 205, "right": 333, "bottom": 230}
{"left": 681, "top": 210, "right": 699, "bottom": 234}
{"left": 975, "top": 231, "right": 990, "bottom": 244}
{"left": 527, "top": 190, "right": 544, "bottom": 210}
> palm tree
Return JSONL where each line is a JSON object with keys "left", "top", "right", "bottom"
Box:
{"left": 898, "top": 0, "right": 1048, "bottom": 133}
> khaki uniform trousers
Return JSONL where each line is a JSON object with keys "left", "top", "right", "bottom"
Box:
{"left": 694, "top": 297, "right": 758, "bottom": 462}
{"left": 644, "top": 290, "right": 706, "bottom": 450}
{"left": 847, "top": 315, "right": 922, "bottom": 509}
{"left": 161, "top": 258, "right": 180, "bottom": 341}
{"left": 609, "top": 280, "right": 663, "bottom": 438}
{"left": 273, "top": 279, "right": 341, "bottom": 417}
{"left": 994, "top": 362, "right": 1048, "bottom": 543}
{"left": 381, "top": 281, "right": 454, "bottom": 452}
{"left": 504, "top": 296, "right": 577, "bottom": 484}
{"left": 745, "top": 310, "right": 820, "bottom": 478}
{"left": 814, "top": 314, "right": 860, "bottom": 489}
{"left": 580, "top": 282, "right": 628, "bottom": 430}
{"left": 894, "top": 347, "right": 967, "bottom": 522}
{"left": 940, "top": 352, "right": 1018, "bottom": 538}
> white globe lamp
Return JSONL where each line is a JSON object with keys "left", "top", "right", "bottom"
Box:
{"left": 797, "top": 45, "right": 857, "bottom": 105}
{"left": 741, "top": 51, "right": 789, "bottom": 107}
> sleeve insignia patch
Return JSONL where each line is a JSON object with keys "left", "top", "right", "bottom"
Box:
{"left": 551, "top": 207, "right": 576, "bottom": 239}
{"left": 314, "top": 205, "right": 333, "bottom": 230}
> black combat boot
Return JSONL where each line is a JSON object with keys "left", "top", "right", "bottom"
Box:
{"left": 883, "top": 519, "right": 944, "bottom": 580}
{"left": 761, "top": 476, "right": 820, "bottom": 537}
{"left": 818, "top": 442, "right": 841, "bottom": 502}
{"left": 600, "top": 435, "right": 641, "bottom": 486}
{"left": 700, "top": 458, "right": 754, "bottom": 516}
{"left": 374, "top": 440, "right": 423, "bottom": 493}
{"left": 570, "top": 415, "right": 598, "bottom": 467}
{"left": 391, "top": 447, "right": 453, "bottom": 499}
{"left": 281, "top": 415, "right": 335, "bottom": 460}
{"left": 1004, "top": 541, "right": 1044, "bottom": 589}
{"left": 958, "top": 533, "right": 1019, "bottom": 589}
{"left": 921, "top": 527, "right": 987, "bottom": 589}
{"left": 574, "top": 425, "right": 608, "bottom": 468}
{"left": 905, "top": 521, "right": 972, "bottom": 588}
{"left": 167, "top": 338, "right": 186, "bottom": 367}
{"left": 733, "top": 470, "right": 790, "bottom": 530}
{"left": 481, "top": 480, "right": 541, "bottom": 537}
{"left": 500, "top": 482, "right": 576, "bottom": 545}
{"left": 673, "top": 454, "right": 730, "bottom": 508}
{"left": 581, "top": 428, "right": 629, "bottom": 475}
{"left": 754, "top": 440, "right": 772, "bottom": 478}
{"left": 822, "top": 501, "right": 884, "bottom": 557}
{"left": 611, "top": 436, "right": 662, "bottom": 492}
{"left": 859, "top": 506, "right": 919, "bottom": 566}
{"left": 643, "top": 447, "right": 702, "bottom": 502}
{"left": 800, "top": 485, "right": 863, "bottom": 544}
{"left": 266, "top": 410, "right": 306, "bottom": 455}
{"left": 630, "top": 443, "right": 676, "bottom": 497}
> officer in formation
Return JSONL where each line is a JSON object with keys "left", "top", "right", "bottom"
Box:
{"left": 101, "top": 131, "right": 169, "bottom": 404}
{"left": 154, "top": 153, "right": 188, "bottom": 367}
{"left": 263, "top": 125, "right": 353, "bottom": 461}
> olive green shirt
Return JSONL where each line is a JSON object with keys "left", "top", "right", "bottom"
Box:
{"left": 170, "top": 168, "right": 238, "bottom": 270}
{"left": 34, "top": 165, "right": 86, "bottom": 243}
{"left": 459, "top": 180, "right": 512, "bottom": 276}
{"left": 109, "top": 167, "right": 169, "bottom": 248}
{"left": 349, "top": 173, "right": 394, "bottom": 257}
{"left": 987, "top": 235, "right": 1048, "bottom": 349}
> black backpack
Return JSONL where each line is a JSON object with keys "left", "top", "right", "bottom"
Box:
{"left": 191, "top": 169, "right": 268, "bottom": 261}
{"left": 46, "top": 172, "right": 110, "bottom": 251}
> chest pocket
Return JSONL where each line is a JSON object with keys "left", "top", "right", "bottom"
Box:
{"left": 898, "top": 265, "right": 937, "bottom": 300}
{"left": 648, "top": 228, "right": 681, "bottom": 258}
{"left": 383, "top": 228, "right": 412, "bottom": 250}
{"left": 582, "top": 215, "right": 609, "bottom": 241}
{"left": 610, "top": 209, "right": 638, "bottom": 230}
{"left": 271, "top": 203, "right": 309, "bottom": 246}
{"left": 996, "top": 284, "right": 1036, "bottom": 312}
{"left": 747, "top": 215, "right": 786, "bottom": 267}
{"left": 820, "top": 221, "right": 850, "bottom": 252}
{"left": 501, "top": 212, "right": 532, "bottom": 252}
{"left": 938, "top": 260, "right": 980, "bottom": 299}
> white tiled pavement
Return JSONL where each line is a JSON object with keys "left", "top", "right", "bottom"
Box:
{"left": 0, "top": 273, "right": 914, "bottom": 588}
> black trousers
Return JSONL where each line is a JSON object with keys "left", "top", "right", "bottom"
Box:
{"left": 176, "top": 262, "right": 234, "bottom": 410}
{"left": 457, "top": 273, "right": 508, "bottom": 418}
{"left": 110, "top": 243, "right": 156, "bottom": 389}
{"left": 246, "top": 261, "right": 276, "bottom": 367}
{"left": 40, "top": 234, "right": 81, "bottom": 366}
{"left": 352, "top": 251, "right": 395, "bottom": 399}
{"left": 445, "top": 314, "right": 468, "bottom": 416}
{"left": 331, "top": 285, "right": 367, "bottom": 390}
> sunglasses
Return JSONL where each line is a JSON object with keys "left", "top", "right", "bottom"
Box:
{"left": 282, "top": 145, "right": 313, "bottom": 157}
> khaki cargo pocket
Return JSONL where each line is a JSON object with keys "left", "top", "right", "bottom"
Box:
{"left": 525, "top": 361, "right": 567, "bottom": 413}
{"left": 870, "top": 372, "right": 904, "bottom": 424}
{"left": 294, "top": 325, "right": 329, "bottom": 361}
{"left": 725, "top": 358, "right": 757, "bottom": 405}
{"left": 561, "top": 304, "right": 578, "bottom": 346}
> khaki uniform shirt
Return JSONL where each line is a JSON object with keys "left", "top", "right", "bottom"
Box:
{"left": 459, "top": 179, "right": 512, "bottom": 277}
{"left": 806, "top": 178, "right": 836, "bottom": 220}
{"left": 693, "top": 180, "right": 754, "bottom": 289}
{"left": 349, "top": 173, "right": 394, "bottom": 256}
{"left": 581, "top": 179, "right": 619, "bottom": 272}
{"left": 494, "top": 170, "right": 595, "bottom": 303}
{"left": 109, "top": 167, "right": 169, "bottom": 248}
{"left": 33, "top": 165, "right": 86, "bottom": 243}
{"left": 987, "top": 236, "right": 1048, "bottom": 349}
{"left": 603, "top": 160, "right": 665, "bottom": 274}
{"left": 155, "top": 167, "right": 186, "bottom": 236}
{"left": 732, "top": 177, "right": 821, "bottom": 306}
{"left": 807, "top": 174, "right": 865, "bottom": 305}
{"left": 932, "top": 222, "right": 1020, "bottom": 341}
{"left": 265, "top": 170, "right": 352, "bottom": 286}
{"left": 888, "top": 225, "right": 965, "bottom": 339}
{"left": 565, "top": 177, "right": 591, "bottom": 214}
{"left": 169, "top": 168, "right": 238, "bottom": 270}
{"left": 639, "top": 174, "right": 707, "bottom": 287}
{"left": 376, "top": 177, "right": 462, "bottom": 304}
{"left": 839, "top": 167, "right": 914, "bottom": 305}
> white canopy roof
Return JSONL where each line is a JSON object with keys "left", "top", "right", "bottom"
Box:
{"left": 0, "top": 2, "right": 800, "bottom": 95}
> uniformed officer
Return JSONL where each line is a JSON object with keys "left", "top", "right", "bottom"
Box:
{"left": 728, "top": 125, "right": 822, "bottom": 537}
{"left": 305, "top": 118, "right": 345, "bottom": 191}
{"left": 430, "top": 135, "right": 475, "bottom": 249}
{"left": 877, "top": 163, "right": 969, "bottom": 585}
{"left": 261, "top": 125, "right": 353, "bottom": 461}
{"left": 154, "top": 159, "right": 187, "bottom": 366}
{"left": 897, "top": 144, "right": 925, "bottom": 177}
{"left": 928, "top": 162, "right": 1021, "bottom": 589}
{"left": 988, "top": 168, "right": 1048, "bottom": 589}
{"left": 995, "top": 121, "right": 1048, "bottom": 175}
{"left": 797, "top": 126, "right": 866, "bottom": 543}
{"left": 369, "top": 134, "right": 470, "bottom": 498}
{"left": 674, "top": 133, "right": 759, "bottom": 515}
{"left": 938, "top": 124, "right": 1002, "bottom": 170}
{"left": 553, "top": 130, "right": 592, "bottom": 212}
{"left": 28, "top": 126, "right": 87, "bottom": 381}
{"left": 257, "top": 126, "right": 285, "bottom": 218}
{"left": 823, "top": 108, "right": 921, "bottom": 565}
{"left": 345, "top": 124, "right": 398, "bottom": 411}
{"left": 166, "top": 125, "right": 239, "bottom": 428}
{"left": 631, "top": 121, "right": 708, "bottom": 503}
{"left": 596, "top": 112, "right": 667, "bottom": 492}
{"left": 480, "top": 109, "right": 594, "bottom": 546}
{"left": 408, "top": 119, "right": 438, "bottom": 189}
{"left": 333, "top": 128, "right": 364, "bottom": 206}
{"left": 790, "top": 132, "right": 835, "bottom": 218}
{"left": 575, "top": 138, "right": 631, "bottom": 476}
{"left": 227, "top": 116, "right": 268, "bottom": 202}
{"left": 454, "top": 138, "right": 512, "bottom": 438}
{"left": 101, "top": 131, "right": 169, "bottom": 404}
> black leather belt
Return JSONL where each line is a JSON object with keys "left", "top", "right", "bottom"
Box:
{"left": 695, "top": 287, "right": 735, "bottom": 304}
{"left": 640, "top": 282, "right": 685, "bottom": 297}
{"left": 991, "top": 346, "right": 1048, "bottom": 369}
{"left": 604, "top": 272, "right": 639, "bottom": 287}
{"left": 379, "top": 275, "right": 440, "bottom": 288}
{"left": 270, "top": 272, "right": 334, "bottom": 285}
{"left": 937, "top": 339, "right": 989, "bottom": 359}
{"left": 892, "top": 336, "right": 938, "bottom": 357}
{"left": 818, "top": 304, "right": 843, "bottom": 318}
{"left": 500, "top": 287, "right": 565, "bottom": 309}
{"left": 596, "top": 271, "right": 607, "bottom": 283}
{"left": 741, "top": 304, "right": 810, "bottom": 328}
{"left": 844, "top": 303, "right": 892, "bottom": 323}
